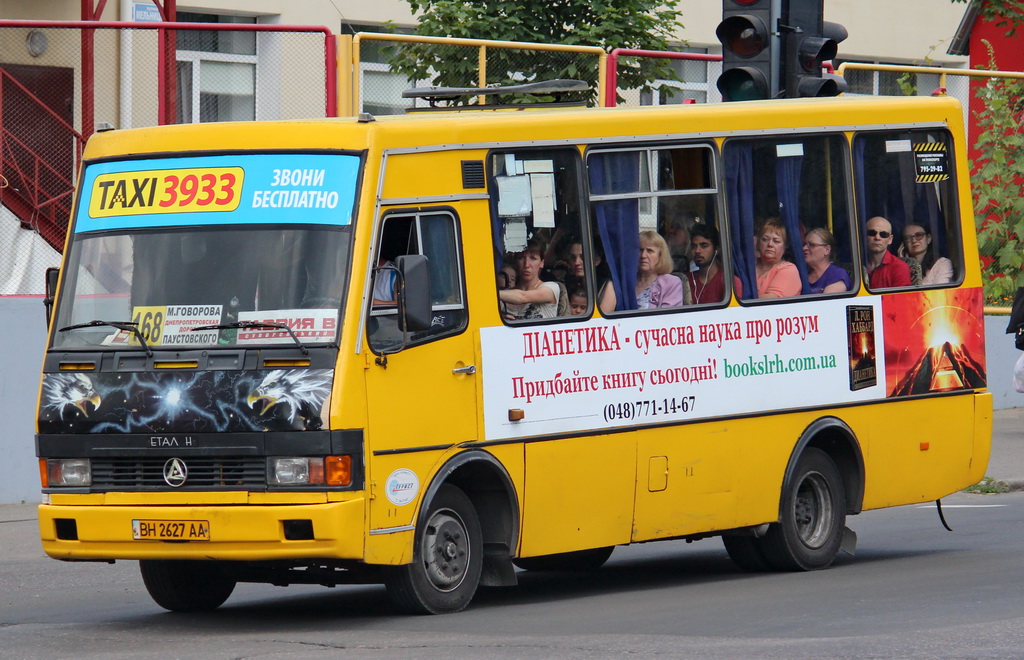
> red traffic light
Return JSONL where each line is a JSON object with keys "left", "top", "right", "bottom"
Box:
{"left": 716, "top": 15, "right": 770, "bottom": 58}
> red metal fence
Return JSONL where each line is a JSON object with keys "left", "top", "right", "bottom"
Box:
{"left": 0, "top": 20, "right": 335, "bottom": 261}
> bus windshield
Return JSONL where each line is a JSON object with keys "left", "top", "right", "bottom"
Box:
{"left": 51, "top": 151, "right": 360, "bottom": 351}
{"left": 51, "top": 225, "right": 352, "bottom": 350}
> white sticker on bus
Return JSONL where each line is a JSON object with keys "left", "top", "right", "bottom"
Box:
{"left": 385, "top": 469, "right": 420, "bottom": 506}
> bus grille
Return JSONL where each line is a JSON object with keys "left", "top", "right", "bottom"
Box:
{"left": 90, "top": 458, "right": 265, "bottom": 490}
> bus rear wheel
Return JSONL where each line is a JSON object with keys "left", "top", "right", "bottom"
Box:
{"left": 384, "top": 484, "right": 483, "bottom": 614}
{"left": 139, "top": 560, "right": 236, "bottom": 612}
{"left": 761, "top": 448, "right": 846, "bottom": 571}
{"left": 722, "top": 535, "right": 770, "bottom": 572}
{"left": 512, "top": 546, "right": 614, "bottom": 572}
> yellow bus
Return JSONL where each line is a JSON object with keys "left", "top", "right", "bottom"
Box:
{"left": 36, "top": 89, "right": 991, "bottom": 614}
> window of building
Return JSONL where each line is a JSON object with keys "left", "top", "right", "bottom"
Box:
{"left": 640, "top": 48, "right": 712, "bottom": 105}
{"left": 176, "top": 12, "right": 258, "bottom": 123}
{"left": 342, "top": 22, "right": 418, "bottom": 116}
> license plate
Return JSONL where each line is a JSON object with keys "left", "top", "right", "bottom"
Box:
{"left": 132, "top": 519, "right": 210, "bottom": 541}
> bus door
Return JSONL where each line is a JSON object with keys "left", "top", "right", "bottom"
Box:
{"left": 363, "top": 209, "right": 476, "bottom": 525}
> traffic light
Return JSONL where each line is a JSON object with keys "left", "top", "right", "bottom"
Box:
{"left": 781, "top": 0, "right": 848, "bottom": 97}
{"left": 716, "top": 0, "right": 781, "bottom": 102}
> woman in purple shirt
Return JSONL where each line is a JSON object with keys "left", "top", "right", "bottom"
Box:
{"left": 803, "top": 228, "right": 851, "bottom": 294}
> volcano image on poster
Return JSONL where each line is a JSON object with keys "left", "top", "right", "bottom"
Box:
{"left": 882, "top": 288, "right": 986, "bottom": 397}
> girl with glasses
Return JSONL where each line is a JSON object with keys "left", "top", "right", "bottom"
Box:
{"left": 900, "top": 224, "right": 953, "bottom": 284}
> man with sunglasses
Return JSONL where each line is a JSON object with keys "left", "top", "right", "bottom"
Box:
{"left": 864, "top": 216, "right": 911, "bottom": 288}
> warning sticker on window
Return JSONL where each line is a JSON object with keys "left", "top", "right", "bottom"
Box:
{"left": 913, "top": 143, "right": 950, "bottom": 183}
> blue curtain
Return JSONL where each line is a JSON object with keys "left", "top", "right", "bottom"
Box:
{"left": 776, "top": 155, "right": 811, "bottom": 294}
{"left": 589, "top": 153, "right": 640, "bottom": 311}
{"left": 725, "top": 144, "right": 757, "bottom": 300}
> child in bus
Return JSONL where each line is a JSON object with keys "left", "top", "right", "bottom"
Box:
{"left": 568, "top": 287, "right": 588, "bottom": 315}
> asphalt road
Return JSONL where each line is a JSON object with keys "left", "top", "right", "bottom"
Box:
{"left": 2, "top": 490, "right": 1022, "bottom": 659}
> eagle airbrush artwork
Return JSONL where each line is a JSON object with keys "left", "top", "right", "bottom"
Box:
{"left": 39, "top": 369, "right": 332, "bottom": 434}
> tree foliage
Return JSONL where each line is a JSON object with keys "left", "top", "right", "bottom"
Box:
{"left": 970, "top": 40, "right": 1024, "bottom": 304}
{"left": 389, "top": 0, "right": 683, "bottom": 105}
{"left": 952, "top": 0, "right": 1024, "bottom": 36}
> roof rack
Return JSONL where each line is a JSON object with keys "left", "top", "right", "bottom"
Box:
{"left": 402, "top": 79, "right": 590, "bottom": 109}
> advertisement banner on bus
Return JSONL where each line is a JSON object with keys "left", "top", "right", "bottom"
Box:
{"left": 74, "top": 153, "right": 360, "bottom": 233}
{"left": 480, "top": 288, "right": 985, "bottom": 440}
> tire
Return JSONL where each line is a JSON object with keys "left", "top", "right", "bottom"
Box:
{"left": 722, "top": 535, "right": 770, "bottom": 572}
{"left": 139, "top": 560, "right": 236, "bottom": 612}
{"left": 512, "top": 546, "right": 614, "bottom": 572}
{"left": 760, "top": 448, "right": 847, "bottom": 571}
{"left": 384, "top": 484, "right": 483, "bottom": 614}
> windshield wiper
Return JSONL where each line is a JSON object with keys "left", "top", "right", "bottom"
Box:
{"left": 58, "top": 320, "right": 154, "bottom": 357}
{"left": 191, "top": 321, "right": 309, "bottom": 355}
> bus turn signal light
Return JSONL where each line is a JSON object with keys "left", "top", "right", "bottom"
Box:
{"left": 326, "top": 456, "right": 352, "bottom": 487}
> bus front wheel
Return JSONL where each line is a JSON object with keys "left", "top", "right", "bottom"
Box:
{"left": 761, "top": 448, "right": 846, "bottom": 571}
{"left": 139, "top": 560, "right": 236, "bottom": 612}
{"left": 384, "top": 484, "right": 483, "bottom": 614}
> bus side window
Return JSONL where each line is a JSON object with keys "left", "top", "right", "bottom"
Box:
{"left": 490, "top": 148, "right": 589, "bottom": 321}
{"left": 853, "top": 130, "right": 961, "bottom": 290}
{"left": 587, "top": 143, "right": 726, "bottom": 312}
{"left": 368, "top": 210, "right": 466, "bottom": 352}
{"left": 722, "top": 134, "right": 855, "bottom": 300}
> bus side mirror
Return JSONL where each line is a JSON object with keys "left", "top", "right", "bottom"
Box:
{"left": 43, "top": 267, "right": 60, "bottom": 328}
{"left": 396, "top": 254, "right": 431, "bottom": 332}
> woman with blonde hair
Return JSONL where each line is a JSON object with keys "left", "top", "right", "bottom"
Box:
{"left": 600, "top": 230, "right": 684, "bottom": 313}
{"left": 754, "top": 218, "right": 801, "bottom": 298}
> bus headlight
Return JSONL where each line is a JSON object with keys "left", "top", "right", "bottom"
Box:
{"left": 269, "top": 457, "right": 351, "bottom": 487}
{"left": 269, "top": 458, "right": 322, "bottom": 485}
{"left": 44, "top": 459, "right": 92, "bottom": 487}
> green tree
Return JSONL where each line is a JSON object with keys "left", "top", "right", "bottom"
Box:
{"left": 388, "top": 0, "right": 683, "bottom": 105}
{"left": 952, "top": 0, "right": 1024, "bottom": 36}
{"left": 970, "top": 40, "right": 1024, "bottom": 304}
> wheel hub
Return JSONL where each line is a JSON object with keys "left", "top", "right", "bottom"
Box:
{"left": 422, "top": 511, "right": 469, "bottom": 592}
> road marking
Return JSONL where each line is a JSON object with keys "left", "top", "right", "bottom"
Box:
{"left": 916, "top": 504, "right": 1007, "bottom": 508}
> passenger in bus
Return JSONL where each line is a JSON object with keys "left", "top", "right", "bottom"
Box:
{"left": 864, "top": 216, "right": 912, "bottom": 288}
{"left": 664, "top": 214, "right": 695, "bottom": 274}
{"left": 686, "top": 224, "right": 742, "bottom": 304}
{"left": 598, "top": 231, "right": 684, "bottom": 312}
{"left": 497, "top": 261, "right": 517, "bottom": 290}
{"left": 499, "top": 238, "right": 560, "bottom": 320}
{"left": 754, "top": 218, "right": 802, "bottom": 298}
{"left": 568, "top": 287, "right": 588, "bottom": 315}
{"left": 900, "top": 224, "right": 953, "bottom": 284}
{"left": 803, "top": 228, "right": 852, "bottom": 294}
{"left": 372, "top": 255, "right": 398, "bottom": 305}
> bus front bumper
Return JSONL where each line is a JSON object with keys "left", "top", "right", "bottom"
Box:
{"left": 38, "top": 499, "right": 366, "bottom": 562}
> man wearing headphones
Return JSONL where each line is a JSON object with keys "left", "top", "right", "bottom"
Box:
{"left": 685, "top": 224, "right": 741, "bottom": 304}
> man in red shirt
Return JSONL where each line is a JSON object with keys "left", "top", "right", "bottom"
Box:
{"left": 865, "top": 216, "right": 911, "bottom": 289}
{"left": 685, "top": 224, "right": 742, "bottom": 304}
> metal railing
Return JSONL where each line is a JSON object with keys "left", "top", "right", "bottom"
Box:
{"left": 346, "top": 33, "right": 607, "bottom": 116}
